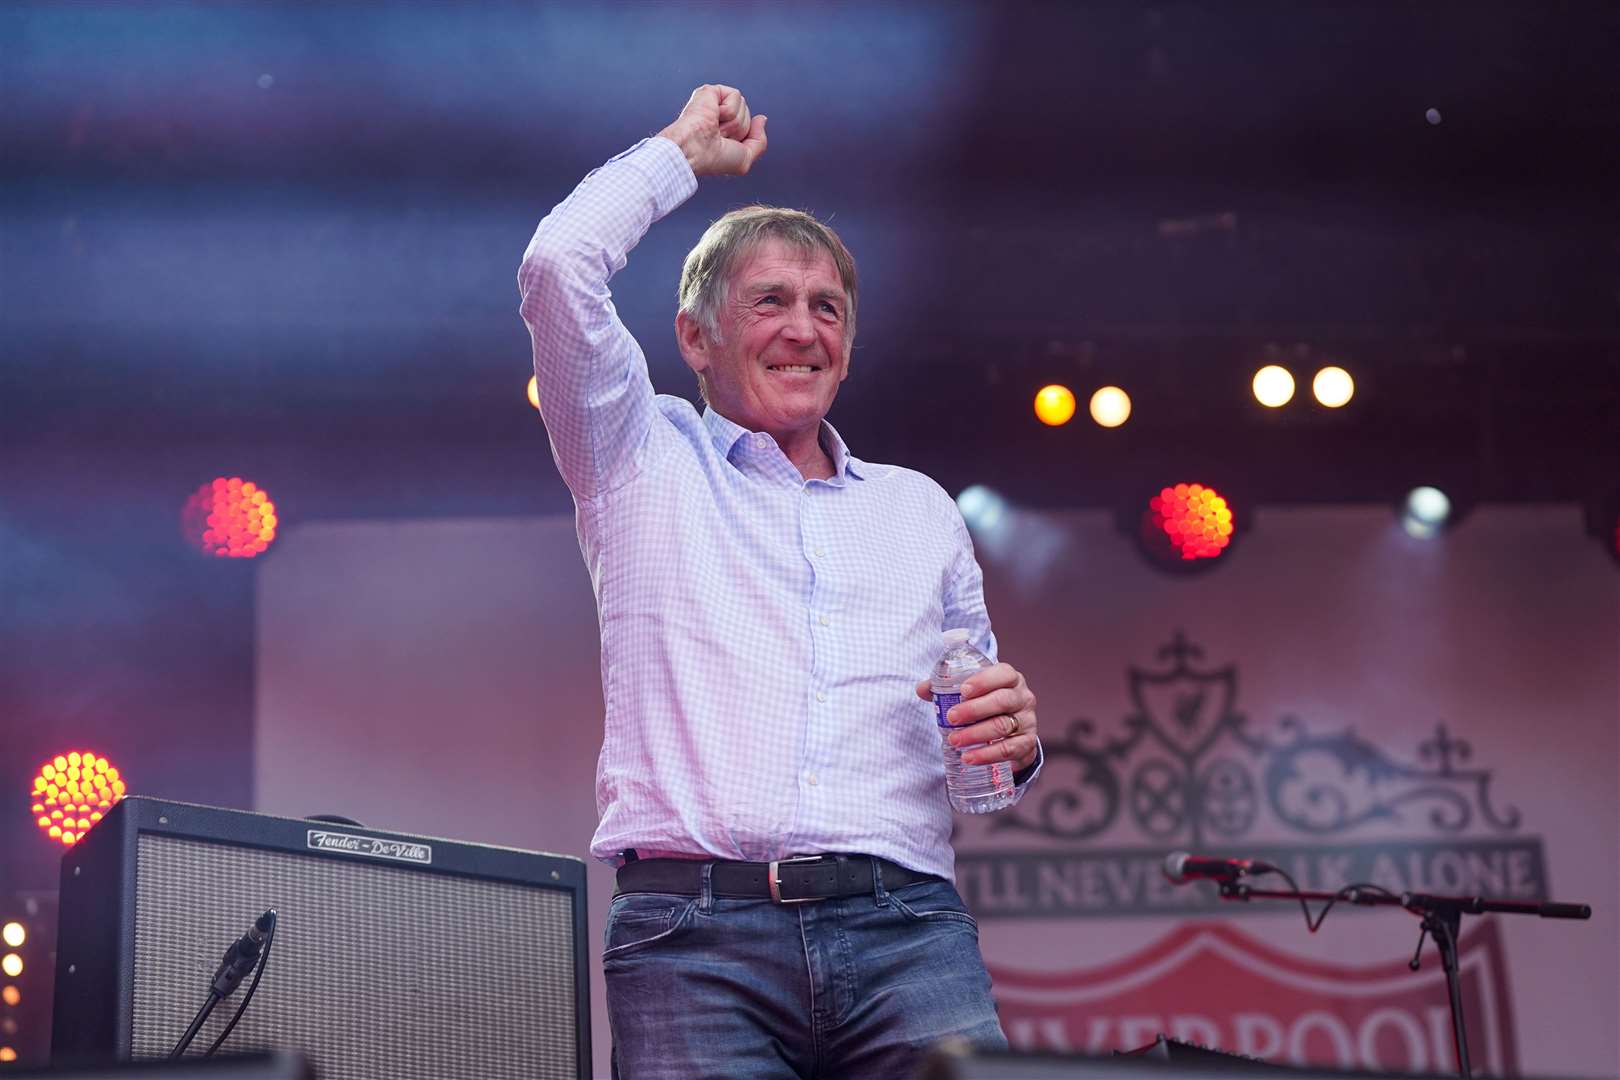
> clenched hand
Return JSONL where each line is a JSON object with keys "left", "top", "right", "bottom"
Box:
{"left": 657, "top": 84, "right": 768, "bottom": 177}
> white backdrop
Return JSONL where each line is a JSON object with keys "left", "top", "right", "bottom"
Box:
{"left": 256, "top": 505, "right": 1619, "bottom": 1077}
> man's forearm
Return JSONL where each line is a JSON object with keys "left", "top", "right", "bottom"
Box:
{"left": 516, "top": 138, "right": 695, "bottom": 498}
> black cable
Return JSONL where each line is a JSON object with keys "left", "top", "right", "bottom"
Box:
{"left": 204, "top": 911, "right": 278, "bottom": 1057}
{"left": 1255, "top": 866, "right": 1403, "bottom": 934}
{"left": 169, "top": 991, "right": 223, "bottom": 1058}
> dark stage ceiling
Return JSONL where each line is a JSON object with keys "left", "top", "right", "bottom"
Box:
{"left": 3, "top": 0, "right": 1618, "bottom": 522}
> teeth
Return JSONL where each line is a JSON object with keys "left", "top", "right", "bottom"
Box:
{"left": 770, "top": 365, "right": 816, "bottom": 373}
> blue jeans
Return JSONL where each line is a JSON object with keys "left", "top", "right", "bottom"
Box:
{"left": 603, "top": 862, "right": 1007, "bottom": 1079}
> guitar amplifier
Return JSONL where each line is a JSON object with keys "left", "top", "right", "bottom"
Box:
{"left": 51, "top": 797, "right": 590, "bottom": 1079}
{"left": 8, "top": 1052, "right": 312, "bottom": 1078}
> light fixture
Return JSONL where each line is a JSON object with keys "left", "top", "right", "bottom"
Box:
{"left": 1311, "top": 366, "right": 1354, "bottom": 408}
{"left": 31, "top": 750, "right": 124, "bottom": 847}
{"left": 956, "top": 485, "right": 1007, "bottom": 533}
{"left": 1401, "top": 486, "right": 1452, "bottom": 539}
{"left": 1583, "top": 488, "right": 1620, "bottom": 568}
{"left": 1033, "top": 384, "right": 1077, "bottom": 427}
{"left": 181, "top": 477, "right": 279, "bottom": 559}
{"left": 1136, "top": 482, "right": 1240, "bottom": 572}
{"left": 1252, "top": 365, "right": 1295, "bottom": 408}
{"left": 1088, "top": 386, "right": 1131, "bottom": 428}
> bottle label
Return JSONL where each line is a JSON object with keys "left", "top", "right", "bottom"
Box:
{"left": 934, "top": 692, "right": 962, "bottom": 728}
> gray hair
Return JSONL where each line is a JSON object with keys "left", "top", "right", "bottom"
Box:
{"left": 677, "top": 205, "right": 859, "bottom": 346}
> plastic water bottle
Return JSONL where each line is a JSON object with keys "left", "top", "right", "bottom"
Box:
{"left": 932, "top": 628, "right": 1016, "bottom": 814}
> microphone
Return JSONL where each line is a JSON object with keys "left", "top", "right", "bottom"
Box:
{"left": 210, "top": 910, "right": 276, "bottom": 997}
{"left": 1162, "top": 851, "right": 1275, "bottom": 885}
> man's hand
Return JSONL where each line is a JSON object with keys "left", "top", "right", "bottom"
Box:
{"left": 915, "top": 663, "right": 1039, "bottom": 773}
{"left": 657, "top": 84, "right": 768, "bottom": 177}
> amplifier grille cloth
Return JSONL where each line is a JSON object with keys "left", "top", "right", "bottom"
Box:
{"left": 131, "top": 834, "right": 577, "bottom": 1079}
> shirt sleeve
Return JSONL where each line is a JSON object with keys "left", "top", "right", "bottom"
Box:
{"left": 942, "top": 502, "right": 1045, "bottom": 794}
{"left": 516, "top": 137, "right": 698, "bottom": 500}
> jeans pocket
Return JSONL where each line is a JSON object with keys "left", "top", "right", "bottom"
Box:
{"left": 887, "top": 880, "right": 979, "bottom": 933}
{"left": 602, "top": 892, "right": 699, "bottom": 960}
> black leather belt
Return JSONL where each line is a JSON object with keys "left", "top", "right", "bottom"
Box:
{"left": 615, "top": 854, "right": 937, "bottom": 903}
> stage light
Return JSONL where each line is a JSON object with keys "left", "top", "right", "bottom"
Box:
{"left": 1, "top": 986, "right": 17, "bottom": 1007}
{"left": 31, "top": 750, "right": 124, "bottom": 847}
{"left": 0, "top": 925, "right": 20, "bottom": 949}
{"left": 955, "top": 484, "right": 1069, "bottom": 592}
{"left": 0, "top": 1047, "right": 14, "bottom": 1062}
{"left": 1033, "top": 384, "right": 1076, "bottom": 426}
{"left": 1089, "top": 386, "right": 1131, "bottom": 428}
{"left": 1252, "top": 365, "right": 1295, "bottom": 408}
{"left": 1312, "top": 366, "right": 1354, "bottom": 408}
{"left": 1401, "top": 486, "right": 1452, "bottom": 539}
{"left": 1140, "top": 482, "right": 1236, "bottom": 566}
{"left": 526, "top": 375, "right": 541, "bottom": 411}
{"left": 1582, "top": 488, "right": 1620, "bottom": 568}
{"left": 0, "top": 956, "right": 19, "bottom": 979}
{"left": 181, "top": 476, "right": 279, "bottom": 559}
{"left": 956, "top": 485, "right": 1007, "bottom": 533}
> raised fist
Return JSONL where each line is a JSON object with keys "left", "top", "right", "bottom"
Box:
{"left": 657, "top": 84, "right": 768, "bottom": 177}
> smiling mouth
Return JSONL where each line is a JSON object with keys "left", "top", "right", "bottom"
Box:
{"left": 767, "top": 364, "right": 820, "bottom": 373}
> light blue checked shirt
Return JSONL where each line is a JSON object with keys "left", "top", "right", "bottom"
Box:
{"left": 518, "top": 137, "right": 1039, "bottom": 881}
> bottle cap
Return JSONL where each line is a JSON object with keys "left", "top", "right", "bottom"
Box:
{"left": 943, "top": 628, "right": 971, "bottom": 644}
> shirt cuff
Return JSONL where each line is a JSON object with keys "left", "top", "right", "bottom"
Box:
{"left": 613, "top": 136, "right": 698, "bottom": 221}
{"left": 1012, "top": 738, "right": 1043, "bottom": 788}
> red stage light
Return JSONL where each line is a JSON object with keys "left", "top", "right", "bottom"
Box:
{"left": 181, "top": 477, "right": 278, "bottom": 558}
{"left": 30, "top": 750, "right": 125, "bottom": 847}
{"left": 1581, "top": 489, "right": 1620, "bottom": 569}
{"left": 1142, "top": 482, "right": 1236, "bottom": 563}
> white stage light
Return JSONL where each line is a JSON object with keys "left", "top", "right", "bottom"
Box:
{"left": 1402, "top": 486, "right": 1452, "bottom": 539}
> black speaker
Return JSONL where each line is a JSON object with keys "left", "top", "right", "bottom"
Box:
{"left": 52, "top": 798, "right": 590, "bottom": 1079}
{"left": 8, "top": 1052, "right": 312, "bottom": 1078}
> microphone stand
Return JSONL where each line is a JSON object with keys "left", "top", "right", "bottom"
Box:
{"left": 1218, "top": 880, "right": 1590, "bottom": 1079}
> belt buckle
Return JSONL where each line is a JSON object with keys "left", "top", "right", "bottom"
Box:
{"left": 768, "top": 855, "right": 826, "bottom": 904}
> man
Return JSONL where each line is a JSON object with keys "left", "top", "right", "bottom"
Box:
{"left": 519, "top": 85, "right": 1043, "bottom": 1079}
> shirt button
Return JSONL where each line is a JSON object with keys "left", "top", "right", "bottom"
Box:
{"left": 815, "top": 691, "right": 827, "bottom": 703}
{"left": 813, "top": 547, "right": 825, "bottom": 558}
{"left": 754, "top": 434, "right": 768, "bottom": 448}
{"left": 818, "top": 615, "right": 829, "bottom": 626}
{"left": 807, "top": 773, "right": 819, "bottom": 786}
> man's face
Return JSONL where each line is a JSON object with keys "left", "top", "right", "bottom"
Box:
{"left": 680, "top": 238, "right": 852, "bottom": 444}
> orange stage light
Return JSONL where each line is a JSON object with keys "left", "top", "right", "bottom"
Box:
{"left": 1033, "top": 384, "right": 1077, "bottom": 426}
{"left": 181, "top": 477, "right": 279, "bottom": 558}
{"left": 1141, "top": 482, "right": 1237, "bottom": 564}
{"left": 30, "top": 750, "right": 124, "bottom": 847}
{"left": 527, "top": 375, "right": 541, "bottom": 411}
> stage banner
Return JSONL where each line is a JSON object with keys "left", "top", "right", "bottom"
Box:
{"left": 255, "top": 505, "right": 1618, "bottom": 1077}
{"left": 954, "top": 504, "right": 1615, "bottom": 1077}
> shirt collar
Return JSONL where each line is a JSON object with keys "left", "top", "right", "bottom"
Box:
{"left": 701, "top": 407, "right": 867, "bottom": 482}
